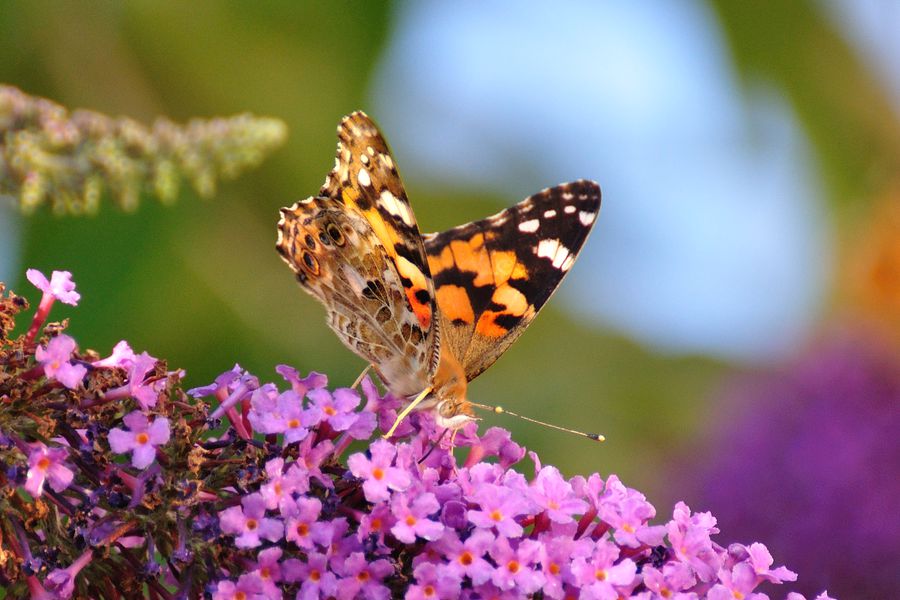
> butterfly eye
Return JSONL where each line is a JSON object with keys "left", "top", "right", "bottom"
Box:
{"left": 302, "top": 251, "right": 319, "bottom": 275}
{"left": 326, "top": 223, "right": 345, "bottom": 246}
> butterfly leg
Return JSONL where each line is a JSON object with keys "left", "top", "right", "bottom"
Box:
{"left": 382, "top": 386, "right": 433, "bottom": 439}
{"left": 351, "top": 364, "right": 372, "bottom": 390}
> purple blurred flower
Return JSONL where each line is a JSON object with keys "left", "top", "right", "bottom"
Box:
{"left": 679, "top": 333, "right": 895, "bottom": 598}
{"left": 107, "top": 411, "right": 170, "bottom": 469}
{"left": 24, "top": 443, "right": 73, "bottom": 497}
{"left": 26, "top": 268, "right": 80, "bottom": 305}
{"left": 34, "top": 334, "right": 87, "bottom": 389}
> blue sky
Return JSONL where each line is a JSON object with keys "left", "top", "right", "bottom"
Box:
{"left": 369, "top": 0, "right": 830, "bottom": 363}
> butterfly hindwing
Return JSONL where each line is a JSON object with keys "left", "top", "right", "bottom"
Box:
{"left": 423, "top": 180, "right": 601, "bottom": 381}
{"left": 321, "top": 111, "right": 436, "bottom": 335}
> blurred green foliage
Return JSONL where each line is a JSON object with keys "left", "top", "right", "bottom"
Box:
{"left": 1, "top": 1, "right": 897, "bottom": 506}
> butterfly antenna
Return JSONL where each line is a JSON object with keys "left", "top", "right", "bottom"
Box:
{"left": 469, "top": 402, "right": 605, "bottom": 442}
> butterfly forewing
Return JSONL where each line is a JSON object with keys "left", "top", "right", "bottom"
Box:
{"left": 423, "top": 180, "right": 601, "bottom": 381}
{"left": 321, "top": 112, "right": 437, "bottom": 338}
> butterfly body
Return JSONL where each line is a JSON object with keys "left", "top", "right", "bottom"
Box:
{"left": 277, "top": 112, "right": 600, "bottom": 432}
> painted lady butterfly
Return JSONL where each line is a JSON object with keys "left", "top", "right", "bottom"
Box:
{"left": 276, "top": 112, "right": 600, "bottom": 436}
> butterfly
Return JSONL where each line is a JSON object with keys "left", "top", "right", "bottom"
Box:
{"left": 276, "top": 112, "right": 600, "bottom": 437}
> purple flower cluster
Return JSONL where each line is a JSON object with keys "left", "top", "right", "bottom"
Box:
{"left": 189, "top": 369, "right": 824, "bottom": 600}
{"left": 0, "top": 269, "right": 835, "bottom": 599}
{"left": 678, "top": 333, "right": 899, "bottom": 599}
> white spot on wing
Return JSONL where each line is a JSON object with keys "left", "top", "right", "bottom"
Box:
{"left": 544, "top": 209, "right": 557, "bottom": 218}
{"left": 564, "top": 205, "right": 576, "bottom": 214}
{"left": 537, "top": 239, "right": 571, "bottom": 269}
{"left": 380, "top": 190, "right": 414, "bottom": 226}
{"left": 518, "top": 219, "right": 540, "bottom": 233}
{"left": 579, "top": 211, "right": 596, "bottom": 226}
{"left": 358, "top": 168, "right": 371, "bottom": 187}
{"left": 537, "top": 239, "right": 560, "bottom": 259}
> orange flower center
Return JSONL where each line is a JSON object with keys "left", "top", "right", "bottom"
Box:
{"left": 325, "top": 406, "right": 336, "bottom": 416}
{"left": 37, "top": 457, "right": 51, "bottom": 471}
{"left": 246, "top": 519, "right": 258, "bottom": 531}
{"left": 372, "top": 467, "right": 385, "bottom": 481}
{"left": 424, "top": 585, "right": 436, "bottom": 597}
{"left": 459, "top": 552, "right": 473, "bottom": 566}
{"left": 296, "top": 523, "right": 309, "bottom": 536}
{"left": 549, "top": 563, "right": 560, "bottom": 575}
{"left": 310, "top": 570, "right": 321, "bottom": 582}
{"left": 595, "top": 569, "right": 607, "bottom": 581}
{"left": 507, "top": 561, "right": 520, "bottom": 574}
{"left": 288, "top": 418, "right": 300, "bottom": 428}
{"left": 405, "top": 516, "right": 417, "bottom": 526}
{"left": 136, "top": 432, "right": 150, "bottom": 445}
{"left": 357, "top": 571, "right": 370, "bottom": 582}
{"left": 490, "top": 510, "right": 503, "bottom": 522}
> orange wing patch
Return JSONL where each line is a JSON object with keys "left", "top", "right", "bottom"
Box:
{"left": 435, "top": 284, "right": 475, "bottom": 325}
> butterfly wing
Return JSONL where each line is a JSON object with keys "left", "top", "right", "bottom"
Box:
{"left": 423, "top": 180, "right": 601, "bottom": 381}
{"left": 277, "top": 196, "right": 436, "bottom": 397}
{"left": 320, "top": 111, "right": 437, "bottom": 336}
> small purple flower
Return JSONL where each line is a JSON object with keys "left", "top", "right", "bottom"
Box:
{"left": 742, "top": 542, "right": 798, "bottom": 584}
{"left": 347, "top": 439, "right": 412, "bottom": 502}
{"left": 253, "top": 547, "right": 284, "bottom": 599}
{"left": 43, "top": 550, "right": 92, "bottom": 599}
{"left": 276, "top": 364, "right": 327, "bottom": 396}
{"left": 433, "top": 529, "right": 495, "bottom": 586}
{"left": 390, "top": 490, "right": 444, "bottom": 543}
{"left": 283, "top": 552, "right": 338, "bottom": 600}
{"left": 260, "top": 457, "right": 309, "bottom": 511}
{"left": 489, "top": 537, "right": 544, "bottom": 594}
{"left": 707, "top": 563, "right": 765, "bottom": 600}
{"left": 570, "top": 541, "right": 637, "bottom": 599}
{"left": 667, "top": 502, "right": 722, "bottom": 583}
{"left": 107, "top": 411, "right": 170, "bottom": 469}
{"left": 24, "top": 443, "right": 74, "bottom": 497}
{"left": 283, "top": 496, "right": 323, "bottom": 550}
{"left": 640, "top": 562, "right": 697, "bottom": 597}
{"left": 332, "top": 552, "right": 393, "bottom": 600}
{"left": 530, "top": 465, "right": 589, "bottom": 524}
{"left": 34, "top": 335, "right": 87, "bottom": 389}
{"left": 598, "top": 488, "right": 662, "bottom": 548}
{"left": 247, "top": 387, "right": 313, "bottom": 443}
{"left": 467, "top": 483, "right": 534, "bottom": 537}
{"left": 406, "top": 561, "right": 462, "bottom": 599}
{"left": 92, "top": 340, "right": 136, "bottom": 368}
{"left": 123, "top": 352, "right": 162, "bottom": 410}
{"left": 219, "top": 492, "right": 284, "bottom": 549}
{"left": 536, "top": 534, "right": 594, "bottom": 599}
{"left": 307, "top": 387, "right": 361, "bottom": 431}
{"left": 27, "top": 268, "right": 80, "bottom": 305}
{"left": 211, "top": 574, "right": 268, "bottom": 600}
{"left": 188, "top": 364, "right": 244, "bottom": 398}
